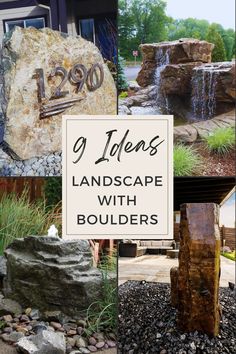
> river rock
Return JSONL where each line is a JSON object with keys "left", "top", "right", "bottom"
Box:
{"left": 137, "top": 39, "right": 214, "bottom": 87}
{"left": 16, "top": 329, "right": 66, "bottom": 354}
{"left": 3, "top": 236, "right": 103, "bottom": 318}
{"left": 0, "top": 27, "right": 116, "bottom": 160}
{"left": 174, "top": 203, "right": 221, "bottom": 336}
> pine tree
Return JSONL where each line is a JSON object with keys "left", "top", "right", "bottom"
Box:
{"left": 206, "top": 25, "right": 227, "bottom": 62}
{"left": 117, "top": 53, "right": 129, "bottom": 91}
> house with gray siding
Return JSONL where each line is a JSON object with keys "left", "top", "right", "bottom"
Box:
{"left": 0, "top": 0, "right": 117, "bottom": 61}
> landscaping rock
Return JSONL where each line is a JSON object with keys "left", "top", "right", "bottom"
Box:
{"left": 174, "top": 125, "right": 198, "bottom": 143}
{"left": 118, "top": 104, "right": 131, "bottom": 115}
{"left": 0, "top": 257, "right": 7, "bottom": 282}
{"left": 1, "top": 331, "right": 24, "bottom": 343}
{"left": 119, "top": 281, "right": 236, "bottom": 353}
{"left": 0, "top": 298, "right": 22, "bottom": 317}
{"left": 4, "top": 237, "right": 103, "bottom": 318}
{"left": 161, "top": 62, "right": 202, "bottom": 96}
{"left": 1, "top": 27, "right": 116, "bottom": 160}
{"left": 175, "top": 203, "right": 221, "bottom": 336}
{"left": 16, "top": 329, "right": 66, "bottom": 354}
{"left": 137, "top": 39, "right": 214, "bottom": 87}
{"left": 174, "top": 109, "right": 235, "bottom": 143}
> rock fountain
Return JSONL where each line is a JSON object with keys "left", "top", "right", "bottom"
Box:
{"left": 170, "top": 203, "right": 221, "bottom": 336}
{"left": 119, "top": 39, "right": 236, "bottom": 141}
{"left": 3, "top": 236, "right": 103, "bottom": 318}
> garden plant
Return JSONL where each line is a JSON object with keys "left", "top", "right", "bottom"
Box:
{"left": 0, "top": 188, "right": 61, "bottom": 255}
{"left": 174, "top": 144, "right": 202, "bottom": 176}
{"left": 204, "top": 127, "right": 235, "bottom": 155}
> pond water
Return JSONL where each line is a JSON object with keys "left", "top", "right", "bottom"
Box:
{"left": 130, "top": 106, "right": 188, "bottom": 126}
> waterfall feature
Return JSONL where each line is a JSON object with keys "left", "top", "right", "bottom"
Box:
{"left": 155, "top": 48, "right": 170, "bottom": 113}
{"left": 191, "top": 65, "right": 219, "bottom": 120}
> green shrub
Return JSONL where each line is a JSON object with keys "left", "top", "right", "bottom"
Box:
{"left": 118, "top": 53, "right": 129, "bottom": 91}
{"left": 119, "top": 91, "right": 128, "bottom": 99}
{"left": 204, "top": 127, "right": 235, "bottom": 154}
{"left": 0, "top": 189, "right": 61, "bottom": 255}
{"left": 222, "top": 251, "right": 236, "bottom": 261}
{"left": 174, "top": 144, "right": 202, "bottom": 176}
{"left": 44, "top": 177, "right": 62, "bottom": 210}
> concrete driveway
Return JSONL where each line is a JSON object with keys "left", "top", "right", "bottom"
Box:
{"left": 118, "top": 255, "right": 235, "bottom": 287}
{"left": 124, "top": 65, "right": 141, "bottom": 81}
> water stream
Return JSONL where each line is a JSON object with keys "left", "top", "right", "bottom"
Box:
{"left": 191, "top": 64, "right": 219, "bottom": 120}
{"left": 154, "top": 48, "right": 170, "bottom": 113}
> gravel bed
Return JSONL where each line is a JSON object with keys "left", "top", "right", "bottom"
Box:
{"left": 0, "top": 296, "right": 116, "bottom": 353}
{"left": 118, "top": 281, "right": 236, "bottom": 354}
{"left": 0, "top": 149, "right": 61, "bottom": 176}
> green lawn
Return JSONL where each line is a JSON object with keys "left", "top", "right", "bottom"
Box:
{"left": 222, "top": 251, "right": 236, "bottom": 261}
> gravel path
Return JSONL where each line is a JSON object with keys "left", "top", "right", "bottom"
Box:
{"left": 118, "top": 281, "right": 236, "bottom": 354}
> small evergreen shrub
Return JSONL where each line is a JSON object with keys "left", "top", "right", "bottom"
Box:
{"left": 204, "top": 127, "right": 235, "bottom": 154}
{"left": 117, "top": 53, "right": 129, "bottom": 91}
{"left": 44, "top": 177, "right": 62, "bottom": 209}
{"left": 174, "top": 144, "right": 202, "bottom": 176}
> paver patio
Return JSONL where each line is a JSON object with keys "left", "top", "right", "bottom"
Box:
{"left": 118, "top": 255, "right": 235, "bottom": 287}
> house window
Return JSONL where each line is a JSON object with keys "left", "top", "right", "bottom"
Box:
{"left": 4, "top": 17, "right": 46, "bottom": 33}
{"left": 79, "top": 18, "right": 95, "bottom": 43}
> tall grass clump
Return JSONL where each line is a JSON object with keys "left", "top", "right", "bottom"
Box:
{"left": 86, "top": 252, "right": 117, "bottom": 336}
{"left": 204, "top": 127, "right": 235, "bottom": 154}
{"left": 0, "top": 189, "right": 61, "bottom": 255}
{"left": 99, "top": 250, "right": 117, "bottom": 272}
{"left": 174, "top": 144, "right": 202, "bottom": 176}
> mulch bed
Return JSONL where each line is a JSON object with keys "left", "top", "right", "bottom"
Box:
{"left": 118, "top": 281, "right": 236, "bottom": 354}
{"left": 192, "top": 143, "right": 235, "bottom": 176}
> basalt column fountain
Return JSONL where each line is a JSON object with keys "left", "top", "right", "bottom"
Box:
{"left": 171, "top": 203, "right": 221, "bottom": 336}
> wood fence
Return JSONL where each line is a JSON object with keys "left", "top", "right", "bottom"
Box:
{"left": 221, "top": 226, "right": 235, "bottom": 250}
{"left": 0, "top": 177, "right": 45, "bottom": 202}
{"left": 174, "top": 223, "right": 235, "bottom": 250}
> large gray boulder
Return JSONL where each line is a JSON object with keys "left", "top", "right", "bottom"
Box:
{"left": 3, "top": 237, "right": 103, "bottom": 318}
{"left": 16, "top": 330, "right": 66, "bottom": 354}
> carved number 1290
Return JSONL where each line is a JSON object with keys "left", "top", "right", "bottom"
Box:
{"left": 34, "top": 63, "right": 104, "bottom": 102}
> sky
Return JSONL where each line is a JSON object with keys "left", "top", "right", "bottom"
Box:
{"left": 166, "top": 0, "right": 235, "bottom": 29}
{"left": 220, "top": 192, "right": 235, "bottom": 227}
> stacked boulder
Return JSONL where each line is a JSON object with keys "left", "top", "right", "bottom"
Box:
{"left": 137, "top": 39, "right": 214, "bottom": 88}
{"left": 136, "top": 39, "right": 235, "bottom": 117}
